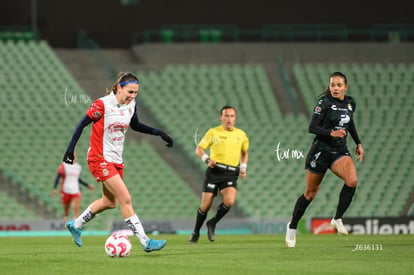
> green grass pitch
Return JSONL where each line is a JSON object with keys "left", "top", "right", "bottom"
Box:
{"left": 0, "top": 234, "right": 412, "bottom": 274}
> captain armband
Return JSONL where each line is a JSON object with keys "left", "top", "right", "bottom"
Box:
{"left": 240, "top": 163, "right": 247, "bottom": 172}
{"left": 201, "top": 154, "right": 210, "bottom": 164}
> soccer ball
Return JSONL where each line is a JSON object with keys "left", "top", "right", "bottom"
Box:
{"left": 104, "top": 233, "right": 132, "bottom": 257}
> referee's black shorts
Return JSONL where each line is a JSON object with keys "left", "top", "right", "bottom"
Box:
{"left": 202, "top": 165, "right": 239, "bottom": 196}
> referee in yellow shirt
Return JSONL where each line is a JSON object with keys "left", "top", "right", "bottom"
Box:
{"left": 189, "top": 105, "right": 249, "bottom": 243}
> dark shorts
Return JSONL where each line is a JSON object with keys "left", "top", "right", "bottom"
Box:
{"left": 305, "top": 141, "right": 350, "bottom": 174}
{"left": 202, "top": 164, "right": 239, "bottom": 196}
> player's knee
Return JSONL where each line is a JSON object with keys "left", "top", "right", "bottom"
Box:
{"left": 200, "top": 205, "right": 211, "bottom": 212}
{"left": 224, "top": 199, "right": 235, "bottom": 207}
{"left": 304, "top": 190, "right": 317, "bottom": 201}
{"left": 346, "top": 179, "right": 358, "bottom": 188}
{"left": 120, "top": 196, "right": 132, "bottom": 207}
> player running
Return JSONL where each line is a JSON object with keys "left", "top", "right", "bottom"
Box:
{"left": 63, "top": 72, "right": 174, "bottom": 252}
{"left": 285, "top": 72, "right": 364, "bottom": 247}
{"left": 189, "top": 106, "right": 249, "bottom": 243}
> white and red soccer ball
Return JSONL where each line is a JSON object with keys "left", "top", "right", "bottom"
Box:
{"left": 104, "top": 233, "right": 132, "bottom": 257}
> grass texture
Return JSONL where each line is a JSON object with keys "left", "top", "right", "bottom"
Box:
{"left": 0, "top": 234, "right": 412, "bottom": 275}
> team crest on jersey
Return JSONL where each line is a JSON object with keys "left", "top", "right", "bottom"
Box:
{"left": 91, "top": 111, "right": 101, "bottom": 119}
{"left": 348, "top": 103, "right": 353, "bottom": 111}
{"left": 314, "top": 106, "right": 322, "bottom": 114}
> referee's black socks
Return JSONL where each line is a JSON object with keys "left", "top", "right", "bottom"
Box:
{"left": 334, "top": 184, "right": 356, "bottom": 219}
{"left": 193, "top": 208, "right": 207, "bottom": 234}
{"left": 210, "top": 203, "right": 230, "bottom": 224}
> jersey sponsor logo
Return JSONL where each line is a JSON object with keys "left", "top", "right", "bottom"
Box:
{"left": 331, "top": 105, "right": 337, "bottom": 110}
{"left": 108, "top": 122, "right": 129, "bottom": 133}
{"left": 348, "top": 103, "right": 353, "bottom": 111}
{"left": 338, "top": 114, "right": 350, "bottom": 127}
{"left": 314, "top": 152, "right": 321, "bottom": 160}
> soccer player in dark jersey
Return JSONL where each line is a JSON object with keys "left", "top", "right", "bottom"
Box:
{"left": 285, "top": 72, "right": 364, "bottom": 248}
{"left": 189, "top": 106, "right": 249, "bottom": 243}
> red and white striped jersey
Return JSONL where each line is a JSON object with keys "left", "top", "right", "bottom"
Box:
{"left": 86, "top": 92, "right": 135, "bottom": 164}
{"left": 57, "top": 162, "right": 82, "bottom": 194}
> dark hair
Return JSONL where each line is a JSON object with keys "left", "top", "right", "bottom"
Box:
{"left": 319, "top": 71, "right": 348, "bottom": 97}
{"left": 220, "top": 105, "right": 237, "bottom": 115}
{"left": 106, "top": 72, "right": 139, "bottom": 94}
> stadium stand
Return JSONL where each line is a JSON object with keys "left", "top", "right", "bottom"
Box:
{"left": 136, "top": 64, "right": 309, "bottom": 218}
{"left": 136, "top": 61, "right": 413, "bottom": 219}
{"left": 1, "top": 37, "right": 413, "bottom": 226}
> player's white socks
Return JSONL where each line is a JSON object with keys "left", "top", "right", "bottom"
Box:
{"left": 74, "top": 207, "right": 95, "bottom": 228}
{"left": 125, "top": 214, "right": 149, "bottom": 246}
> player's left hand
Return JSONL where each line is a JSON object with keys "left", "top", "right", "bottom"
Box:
{"left": 240, "top": 170, "right": 247, "bottom": 180}
{"left": 355, "top": 144, "right": 364, "bottom": 162}
{"left": 63, "top": 152, "right": 74, "bottom": 164}
{"left": 158, "top": 130, "right": 174, "bottom": 148}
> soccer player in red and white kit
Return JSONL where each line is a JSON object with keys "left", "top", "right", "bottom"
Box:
{"left": 63, "top": 72, "right": 174, "bottom": 252}
{"left": 51, "top": 152, "right": 94, "bottom": 223}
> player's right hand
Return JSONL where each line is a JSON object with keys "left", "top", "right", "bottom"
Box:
{"left": 63, "top": 152, "right": 74, "bottom": 164}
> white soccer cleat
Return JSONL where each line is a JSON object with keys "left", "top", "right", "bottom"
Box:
{"left": 331, "top": 218, "right": 349, "bottom": 235}
{"left": 285, "top": 222, "right": 296, "bottom": 248}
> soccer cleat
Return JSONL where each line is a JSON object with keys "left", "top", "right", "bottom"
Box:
{"left": 206, "top": 219, "right": 216, "bottom": 242}
{"left": 66, "top": 220, "right": 82, "bottom": 247}
{"left": 285, "top": 222, "right": 296, "bottom": 248}
{"left": 143, "top": 239, "right": 167, "bottom": 253}
{"left": 188, "top": 232, "right": 200, "bottom": 243}
{"left": 331, "top": 218, "right": 349, "bottom": 235}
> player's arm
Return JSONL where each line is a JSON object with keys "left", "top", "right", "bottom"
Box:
{"left": 195, "top": 145, "right": 216, "bottom": 168}
{"left": 308, "top": 113, "right": 331, "bottom": 136}
{"left": 348, "top": 120, "right": 364, "bottom": 162}
{"left": 79, "top": 178, "right": 95, "bottom": 192}
{"left": 129, "top": 108, "right": 173, "bottom": 148}
{"left": 309, "top": 102, "right": 345, "bottom": 138}
{"left": 63, "top": 115, "right": 93, "bottom": 164}
{"left": 239, "top": 150, "right": 248, "bottom": 180}
{"left": 50, "top": 173, "right": 62, "bottom": 196}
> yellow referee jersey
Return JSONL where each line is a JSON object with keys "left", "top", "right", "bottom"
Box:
{"left": 198, "top": 125, "right": 249, "bottom": 167}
